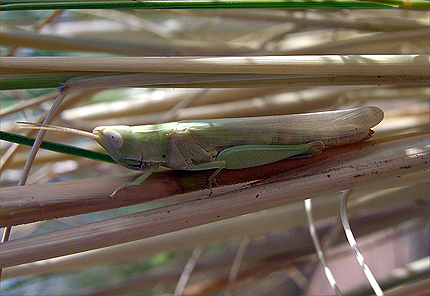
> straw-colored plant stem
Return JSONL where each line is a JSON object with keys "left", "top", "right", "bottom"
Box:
{"left": 2, "top": 55, "right": 428, "bottom": 75}
{"left": 2, "top": 178, "right": 427, "bottom": 279}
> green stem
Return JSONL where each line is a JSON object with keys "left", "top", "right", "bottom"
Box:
{"left": 365, "top": 0, "right": 430, "bottom": 10}
{"left": 0, "top": 0, "right": 402, "bottom": 11}
{"left": 1, "top": 76, "right": 77, "bottom": 90}
{"left": 0, "top": 131, "right": 116, "bottom": 164}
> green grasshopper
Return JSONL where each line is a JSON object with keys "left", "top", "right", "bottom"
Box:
{"left": 20, "top": 106, "right": 384, "bottom": 196}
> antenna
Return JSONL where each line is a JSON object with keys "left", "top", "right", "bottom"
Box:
{"left": 17, "top": 122, "right": 99, "bottom": 140}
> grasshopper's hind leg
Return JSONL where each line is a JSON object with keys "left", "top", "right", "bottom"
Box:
{"left": 191, "top": 141, "right": 325, "bottom": 194}
{"left": 215, "top": 141, "right": 325, "bottom": 169}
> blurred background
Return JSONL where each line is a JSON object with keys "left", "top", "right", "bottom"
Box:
{"left": 1, "top": 4, "right": 429, "bottom": 295}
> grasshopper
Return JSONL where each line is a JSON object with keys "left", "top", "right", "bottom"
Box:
{"left": 20, "top": 106, "right": 384, "bottom": 196}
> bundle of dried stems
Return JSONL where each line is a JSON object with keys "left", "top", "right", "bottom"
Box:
{"left": 1, "top": 6, "right": 429, "bottom": 296}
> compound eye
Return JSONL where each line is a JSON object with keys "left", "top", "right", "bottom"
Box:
{"left": 103, "top": 129, "right": 123, "bottom": 148}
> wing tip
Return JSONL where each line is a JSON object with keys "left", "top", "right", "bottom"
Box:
{"left": 361, "top": 106, "right": 385, "bottom": 128}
